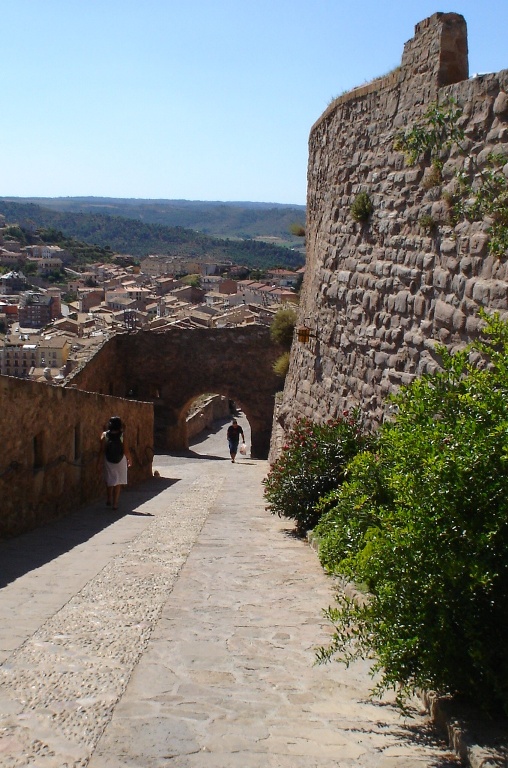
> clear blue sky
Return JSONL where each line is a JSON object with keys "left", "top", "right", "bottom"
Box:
{"left": 1, "top": 1, "right": 507, "bottom": 205}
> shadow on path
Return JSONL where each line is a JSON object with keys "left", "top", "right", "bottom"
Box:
{"left": 0, "top": 476, "right": 178, "bottom": 588}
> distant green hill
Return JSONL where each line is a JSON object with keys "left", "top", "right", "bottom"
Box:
{"left": 0, "top": 199, "right": 305, "bottom": 270}
{"left": 1, "top": 196, "right": 306, "bottom": 241}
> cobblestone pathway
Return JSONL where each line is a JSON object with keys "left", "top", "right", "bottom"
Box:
{"left": 0, "top": 417, "right": 460, "bottom": 767}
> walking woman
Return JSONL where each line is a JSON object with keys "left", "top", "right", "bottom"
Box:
{"left": 98, "top": 416, "right": 132, "bottom": 510}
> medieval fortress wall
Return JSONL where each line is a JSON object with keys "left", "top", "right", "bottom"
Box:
{"left": 276, "top": 13, "right": 508, "bottom": 446}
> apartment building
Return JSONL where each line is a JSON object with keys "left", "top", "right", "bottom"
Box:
{"left": 18, "top": 290, "right": 62, "bottom": 328}
{"left": 0, "top": 334, "right": 70, "bottom": 378}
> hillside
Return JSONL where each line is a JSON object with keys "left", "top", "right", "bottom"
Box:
{"left": 0, "top": 200, "right": 305, "bottom": 270}
{"left": 0, "top": 197, "right": 307, "bottom": 241}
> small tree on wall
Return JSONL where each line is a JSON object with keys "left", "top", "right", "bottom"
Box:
{"left": 270, "top": 307, "right": 297, "bottom": 378}
{"left": 350, "top": 192, "right": 374, "bottom": 222}
{"left": 270, "top": 307, "right": 297, "bottom": 348}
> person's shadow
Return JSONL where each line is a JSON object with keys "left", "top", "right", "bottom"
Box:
{"left": 0, "top": 475, "right": 177, "bottom": 588}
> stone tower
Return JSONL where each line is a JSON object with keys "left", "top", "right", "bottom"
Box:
{"left": 272, "top": 13, "right": 508, "bottom": 455}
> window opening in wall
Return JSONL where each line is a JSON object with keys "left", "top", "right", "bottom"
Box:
{"left": 33, "top": 432, "right": 44, "bottom": 470}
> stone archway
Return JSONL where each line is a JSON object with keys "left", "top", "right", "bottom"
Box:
{"left": 68, "top": 326, "right": 284, "bottom": 459}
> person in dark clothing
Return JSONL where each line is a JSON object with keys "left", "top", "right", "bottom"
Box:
{"left": 98, "top": 415, "right": 132, "bottom": 510}
{"left": 227, "top": 418, "right": 245, "bottom": 463}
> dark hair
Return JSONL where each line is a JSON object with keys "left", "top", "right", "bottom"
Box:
{"left": 108, "top": 416, "right": 122, "bottom": 432}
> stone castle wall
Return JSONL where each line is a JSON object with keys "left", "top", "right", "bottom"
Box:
{"left": 0, "top": 376, "right": 153, "bottom": 537}
{"left": 68, "top": 326, "right": 283, "bottom": 459}
{"left": 275, "top": 13, "right": 508, "bottom": 452}
{"left": 186, "top": 395, "right": 231, "bottom": 440}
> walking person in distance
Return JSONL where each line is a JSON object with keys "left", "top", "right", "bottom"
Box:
{"left": 227, "top": 418, "right": 245, "bottom": 463}
{"left": 98, "top": 415, "right": 132, "bottom": 510}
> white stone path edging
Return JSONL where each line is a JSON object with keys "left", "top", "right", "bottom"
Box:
{"left": 0, "top": 475, "right": 224, "bottom": 768}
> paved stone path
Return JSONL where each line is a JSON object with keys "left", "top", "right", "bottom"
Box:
{"left": 0, "top": 417, "right": 460, "bottom": 767}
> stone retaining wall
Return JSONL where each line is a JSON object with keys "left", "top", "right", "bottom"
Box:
{"left": 186, "top": 395, "right": 231, "bottom": 440}
{"left": 276, "top": 13, "right": 508, "bottom": 444}
{"left": 0, "top": 376, "right": 153, "bottom": 537}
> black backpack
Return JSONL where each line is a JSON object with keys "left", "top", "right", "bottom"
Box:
{"left": 105, "top": 430, "right": 124, "bottom": 463}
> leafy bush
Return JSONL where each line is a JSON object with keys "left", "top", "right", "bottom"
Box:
{"left": 393, "top": 96, "right": 464, "bottom": 168}
{"left": 455, "top": 153, "right": 508, "bottom": 258}
{"left": 263, "top": 413, "right": 366, "bottom": 534}
{"left": 289, "top": 222, "right": 306, "bottom": 237}
{"left": 272, "top": 351, "right": 290, "bottom": 378}
{"left": 316, "top": 313, "right": 508, "bottom": 715}
{"left": 270, "top": 307, "right": 297, "bottom": 348}
{"left": 350, "top": 192, "right": 373, "bottom": 222}
{"left": 314, "top": 450, "right": 386, "bottom": 576}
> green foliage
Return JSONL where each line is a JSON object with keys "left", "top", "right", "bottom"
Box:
{"left": 0, "top": 200, "right": 305, "bottom": 270}
{"left": 350, "top": 192, "right": 373, "bottom": 222}
{"left": 270, "top": 307, "right": 297, "bottom": 349}
{"left": 395, "top": 98, "right": 507, "bottom": 259}
{"left": 263, "top": 414, "right": 366, "bottom": 535}
{"left": 289, "top": 222, "right": 306, "bottom": 237}
{"left": 46, "top": 269, "right": 65, "bottom": 283}
{"left": 23, "top": 261, "right": 38, "bottom": 276}
{"left": 2, "top": 225, "right": 28, "bottom": 245}
{"left": 393, "top": 96, "right": 464, "bottom": 169}
{"left": 314, "top": 450, "right": 385, "bottom": 576}
{"left": 180, "top": 273, "right": 201, "bottom": 288}
{"left": 418, "top": 214, "right": 437, "bottom": 234}
{"left": 2, "top": 196, "right": 307, "bottom": 241}
{"left": 316, "top": 314, "right": 508, "bottom": 715}
{"left": 272, "top": 351, "right": 290, "bottom": 378}
{"left": 455, "top": 154, "right": 508, "bottom": 258}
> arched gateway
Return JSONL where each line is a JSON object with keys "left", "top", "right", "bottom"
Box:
{"left": 67, "top": 326, "right": 284, "bottom": 459}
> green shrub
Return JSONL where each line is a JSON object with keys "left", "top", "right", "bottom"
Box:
{"left": 316, "top": 313, "right": 508, "bottom": 715}
{"left": 455, "top": 154, "right": 508, "bottom": 258}
{"left": 290, "top": 222, "right": 306, "bottom": 237}
{"left": 393, "top": 96, "right": 464, "bottom": 168}
{"left": 350, "top": 192, "right": 373, "bottom": 222}
{"left": 270, "top": 308, "right": 297, "bottom": 348}
{"left": 419, "top": 214, "right": 437, "bottom": 233}
{"left": 314, "top": 450, "right": 385, "bottom": 575}
{"left": 272, "top": 351, "right": 290, "bottom": 378}
{"left": 263, "top": 413, "right": 366, "bottom": 535}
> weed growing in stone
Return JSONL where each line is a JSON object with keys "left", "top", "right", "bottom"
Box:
{"left": 395, "top": 98, "right": 508, "bottom": 258}
{"left": 455, "top": 154, "right": 508, "bottom": 258}
{"left": 350, "top": 192, "right": 374, "bottom": 223}
{"left": 393, "top": 96, "right": 464, "bottom": 169}
{"left": 418, "top": 214, "right": 437, "bottom": 234}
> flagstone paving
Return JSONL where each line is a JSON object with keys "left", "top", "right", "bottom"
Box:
{"left": 0, "top": 417, "right": 460, "bottom": 767}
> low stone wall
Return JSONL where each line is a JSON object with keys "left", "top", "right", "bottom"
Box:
{"left": 186, "top": 395, "right": 231, "bottom": 440}
{"left": 0, "top": 376, "right": 153, "bottom": 537}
